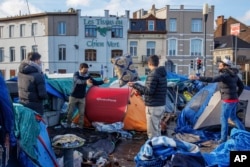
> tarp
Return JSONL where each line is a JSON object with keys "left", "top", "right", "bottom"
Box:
{"left": 14, "top": 103, "right": 59, "bottom": 167}
{"left": 176, "top": 83, "right": 218, "bottom": 132}
{"left": 194, "top": 89, "right": 250, "bottom": 129}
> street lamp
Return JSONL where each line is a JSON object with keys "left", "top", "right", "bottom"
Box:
{"left": 203, "top": 3, "right": 209, "bottom": 76}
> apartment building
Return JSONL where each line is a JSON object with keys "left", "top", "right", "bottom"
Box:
{"left": 131, "top": 4, "right": 215, "bottom": 76}
{"left": 0, "top": 8, "right": 79, "bottom": 79}
{"left": 0, "top": 9, "right": 130, "bottom": 79}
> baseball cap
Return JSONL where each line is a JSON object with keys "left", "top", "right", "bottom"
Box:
{"left": 221, "top": 58, "right": 232, "bottom": 66}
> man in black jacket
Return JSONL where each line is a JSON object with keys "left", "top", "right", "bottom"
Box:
{"left": 128, "top": 55, "right": 167, "bottom": 139}
{"left": 18, "top": 52, "right": 47, "bottom": 115}
{"left": 189, "top": 58, "right": 245, "bottom": 143}
{"left": 66, "top": 63, "right": 109, "bottom": 129}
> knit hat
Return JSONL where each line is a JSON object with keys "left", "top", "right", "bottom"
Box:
{"left": 221, "top": 58, "right": 232, "bottom": 66}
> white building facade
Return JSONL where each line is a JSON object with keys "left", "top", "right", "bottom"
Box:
{"left": 0, "top": 9, "right": 129, "bottom": 79}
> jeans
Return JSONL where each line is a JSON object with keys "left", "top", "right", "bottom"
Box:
{"left": 220, "top": 101, "right": 245, "bottom": 142}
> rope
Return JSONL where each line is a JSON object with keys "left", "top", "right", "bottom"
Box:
{"left": 25, "top": 0, "right": 37, "bottom": 46}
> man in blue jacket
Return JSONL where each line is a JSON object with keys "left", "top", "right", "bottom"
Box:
{"left": 128, "top": 55, "right": 167, "bottom": 139}
{"left": 189, "top": 58, "right": 245, "bottom": 143}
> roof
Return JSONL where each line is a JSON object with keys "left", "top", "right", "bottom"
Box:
{"left": 214, "top": 35, "right": 250, "bottom": 49}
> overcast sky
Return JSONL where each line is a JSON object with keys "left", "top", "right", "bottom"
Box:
{"left": 1, "top": 0, "right": 250, "bottom": 25}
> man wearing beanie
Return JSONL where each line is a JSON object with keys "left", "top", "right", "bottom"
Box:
{"left": 18, "top": 52, "right": 47, "bottom": 115}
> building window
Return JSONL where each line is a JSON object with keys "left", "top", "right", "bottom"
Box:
{"left": 10, "top": 47, "right": 15, "bottom": 62}
{"left": 85, "top": 25, "right": 97, "bottom": 37}
{"left": 0, "top": 26, "right": 3, "bottom": 38}
{"left": 148, "top": 20, "right": 154, "bottom": 31}
{"left": 85, "top": 49, "right": 96, "bottom": 61}
{"left": 20, "top": 46, "right": 26, "bottom": 60}
{"left": 32, "top": 45, "right": 38, "bottom": 52}
{"left": 111, "top": 25, "right": 123, "bottom": 38}
{"left": 169, "top": 18, "right": 177, "bottom": 32}
{"left": 0, "top": 48, "right": 4, "bottom": 62}
{"left": 111, "top": 50, "right": 123, "bottom": 58}
{"left": 9, "top": 25, "right": 14, "bottom": 38}
{"left": 168, "top": 39, "right": 177, "bottom": 56}
{"left": 130, "top": 41, "right": 137, "bottom": 56}
{"left": 31, "top": 23, "right": 37, "bottom": 36}
{"left": 146, "top": 41, "right": 155, "bottom": 56}
{"left": 20, "top": 24, "right": 25, "bottom": 37}
{"left": 58, "top": 45, "right": 66, "bottom": 61}
{"left": 191, "top": 39, "right": 202, "bottom": 56}
{"left": 191, "top": 19, "right": 202, "bottom": 32}
{"left": 58, "top": 22, "right": 66, "bottom": 35}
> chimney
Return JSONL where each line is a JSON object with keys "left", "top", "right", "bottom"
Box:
{"left": 125, "top": 10, "right": 130, "bottom": 18}
{"left": 216, "top": 15, "right": 224, "bottom": 26}
{"left": 105, "top": 10, "right": 109, "bottom": 17}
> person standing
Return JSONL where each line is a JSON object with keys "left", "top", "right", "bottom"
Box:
{"left": 189, "top": 58, "right": 245, "bottom": 143}
{"left": 128, "top": 55, "right": 167, "bottom": 139}
{"left": 18, "top": 52, "right": 47, "bottom": 115}
{"left": 66, "top": 63, "right": 109, "bottom": 129}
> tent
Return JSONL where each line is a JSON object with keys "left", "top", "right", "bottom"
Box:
{"left": 194, "top": 89, "right": 250, "bottom": 130}
{"left": 14, "top": 103, "right": 59, "bottom": 167}
{"left": 176, "top": 83, "right": 218, "bottom": 131}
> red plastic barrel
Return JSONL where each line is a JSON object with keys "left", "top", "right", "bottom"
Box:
{"left": 85, "top": 86, "right": 130, "bottom": 123}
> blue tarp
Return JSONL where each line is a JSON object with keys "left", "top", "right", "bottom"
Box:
{"left": 175, "top": 83, "right": 218, "bottom": 132}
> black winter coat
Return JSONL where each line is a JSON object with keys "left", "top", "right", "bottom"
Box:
{"left": 71, "top": 71, "right": 104, "bottom": 98}
{"left": 199, "top": 68, "right": 244, "bottom": 100}
{"left": 18, "top": 61, "right": 47, "bottom": 115}
{"left": 133, "top": 66, "right": 167, "bottom": 106}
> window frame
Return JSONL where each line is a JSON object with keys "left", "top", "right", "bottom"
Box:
{"left": 190, "top": 39, "right": 202, "bottom": 56}
{"left": 85, "top": 49, "right": 97, "bottom": 61}
{"left": 148, "top": 20, "right": 154, "bottom": 31}
{"left": 168, "top": 38, "right": 177, "bottom": 56}
{"left": 10, "top": 47, "right": 15, "bottom": 62}
{"left": 146, "top": 41, "right": 156, "bottom": 56}
{"left": 58, "top": 21, "right": 66, "bottom": 35}
{"left": 111, "top": 25, "right": 123, "bottom": 38}
{"left": 169, "top": 18, "right": 177, "bottom": 32}
{"left": 58, "top": 45, "right": 66, "bottom": 61}
{"left": 20, "top": 24, "right": 25, "bottom": 37}
{"left": 0, "top": 48, "right": 4, "bottom": 62}
{"left": 9, "top": 25, "right": 14, "bottom": 38}
{"left": 85, "top": 25, "right": 97, "bottom": 38}
{"left": 20, "top": 46, "right": 26, "bottom": 61}
{"left": 31, "top": 23, "right": 37, "bottom": 36}
{"left": 129, "top": 41, "right": 138, "bottom": 56}
{"left": 191, "top": 19, "right": 202, "bottom": 32}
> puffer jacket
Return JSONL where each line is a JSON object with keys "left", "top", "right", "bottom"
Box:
{"left": 133, "top": 66, "right": 167, "bottom": 106}
{"left": 18, "top": 61, "right": 47, "bottom": 115}
{"left": 70, "top": 71, "right": 104, "bottom": 98}
{"left": 199, "top": 68, "right": 244, "bottom": 100}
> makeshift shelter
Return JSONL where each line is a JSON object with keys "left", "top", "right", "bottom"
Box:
{"left": 176, "top": 83, "right": 218, "bottom": 131}
{"left": 194, "top": 89, "right": 250, "bottom": 130}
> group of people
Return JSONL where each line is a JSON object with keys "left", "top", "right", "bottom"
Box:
{"left": 128, "top": 55, "right": 246, "bottom": 143}
{"left": 17, "top": 52, "right": 109, "bottom": 129}
{"left": 16, "top": 52, "right": 246, "bottom": 143}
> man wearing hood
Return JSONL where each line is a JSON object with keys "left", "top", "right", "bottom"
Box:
{"left": 189, "top": 58, "right": 245, "bottom": 143}
{"left": 128, "top": 55, "right": 167, "bottom": 139}
{"left": 18, "top": 52, "right": 47, "bottom": 115}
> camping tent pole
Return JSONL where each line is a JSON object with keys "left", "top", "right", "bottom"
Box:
{"left": 174, "top": 85, "right": 179, "bottom": 114}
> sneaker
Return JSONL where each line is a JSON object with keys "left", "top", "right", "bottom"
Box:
{"left": 71, "top": 123, "right": 79, "bottom": 128}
